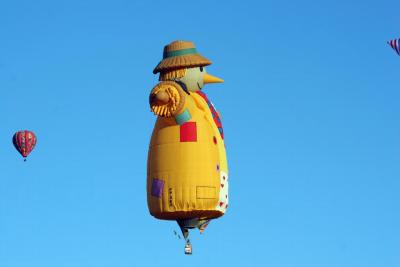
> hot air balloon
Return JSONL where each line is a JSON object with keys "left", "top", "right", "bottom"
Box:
{"left": 388, "top": 38, "right": 400, "bottom": 55}
{"left": 13, "top": 130, "right": 37, "bottom": 161}
{"left": 147, "top": 41, "right": 228, "bottom": 255}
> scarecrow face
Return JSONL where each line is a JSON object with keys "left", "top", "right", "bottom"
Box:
{"left": 178, "top": 66, "right": 224, "bottom": 92}
{"left": 179, "top": 66, "right": 206, "bottom": 92}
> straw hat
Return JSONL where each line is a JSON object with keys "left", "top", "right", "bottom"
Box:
{"left": 153, "top": 41, "right": 212, "bottom": 74}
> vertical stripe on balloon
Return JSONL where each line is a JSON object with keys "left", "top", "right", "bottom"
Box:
{"left": 388, "top": 38, "right": 400, "bottom": 55}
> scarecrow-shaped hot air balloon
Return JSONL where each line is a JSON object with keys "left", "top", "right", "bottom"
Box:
{"left": 147, "top": 41, "right": 228, "bottom": 254}
{"left": 13, "top": 130, "right": 37, "bottom": 161}
{"left": 388, "top": 38, "right": 400, "bottom": 55}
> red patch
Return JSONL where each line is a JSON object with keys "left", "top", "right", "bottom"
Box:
{"left": 180, "top": 122, "right": 197, "bottom": 142}
{"left": 213, "top": 136, "right": 217, "bottom": 144}
{"left": 219, "top": 202, "right": 224, "bottom": 207}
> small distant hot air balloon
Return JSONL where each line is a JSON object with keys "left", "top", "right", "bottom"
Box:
{"left": 13, "top": 130, "right": 37, "bottom": 161}
{"left": 388, "top": 38, "right": 400, "bottom": 55}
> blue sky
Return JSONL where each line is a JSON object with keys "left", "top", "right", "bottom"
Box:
{"left": 1, "top": 0, "right": 399, "bottom": 266}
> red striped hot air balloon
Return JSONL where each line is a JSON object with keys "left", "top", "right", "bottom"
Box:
{"left": 388, "top": 38, "right": 400, "bottom": 55}
{"left": 13, "top": 130, "right": 37, "bottom": 161}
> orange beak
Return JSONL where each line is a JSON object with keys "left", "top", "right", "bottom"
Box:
{"left": 203, "top": 73, "right": 224, "bottom": 84}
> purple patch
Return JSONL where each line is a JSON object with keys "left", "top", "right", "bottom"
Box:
{"left": 151, "top": 178, "right": 164, "bottom": 198}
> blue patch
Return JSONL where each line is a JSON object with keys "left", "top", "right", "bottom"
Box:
{"left": 175, "top": 109, "right": 191, "bottom": 125}
{"left": 151, "top": 179, "right": 164, "bottom": 198}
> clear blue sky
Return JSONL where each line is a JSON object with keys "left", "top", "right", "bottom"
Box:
{"left": 1, "top": 0, "right": 399, "bottom": 266}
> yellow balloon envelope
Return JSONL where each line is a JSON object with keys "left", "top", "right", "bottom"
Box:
{"left": 147, "top": 82, "right": 229, "bottom": 221}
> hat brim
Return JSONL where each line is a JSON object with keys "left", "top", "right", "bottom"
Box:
{"left": 153, "top": 54, "right": 212, "bottom": 74}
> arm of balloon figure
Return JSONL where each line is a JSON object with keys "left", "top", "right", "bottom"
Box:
{"left": 149, "top": 81, "right": 187, "bottom": 118}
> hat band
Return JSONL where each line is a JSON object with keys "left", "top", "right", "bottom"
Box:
{"left": 163, "top": 48, "right": 197, "bottom": 58}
